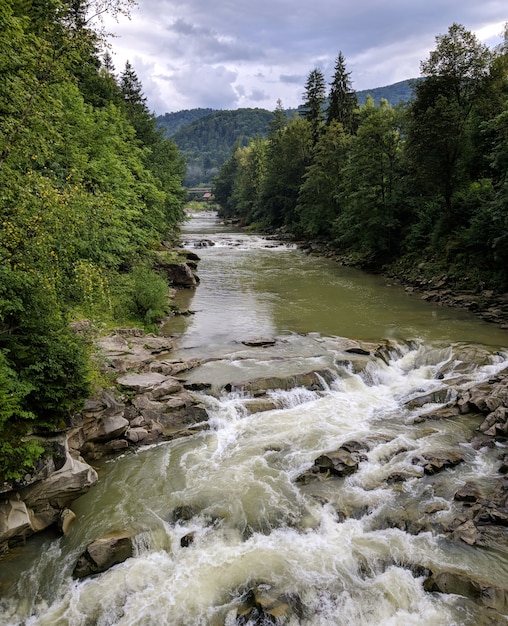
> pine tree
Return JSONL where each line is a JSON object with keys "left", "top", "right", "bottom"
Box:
{"left": 327, "top": 52, "right": 358, "bottom": 133}
{"left": 301, "top": 68, "right": 326, "bottom": 145}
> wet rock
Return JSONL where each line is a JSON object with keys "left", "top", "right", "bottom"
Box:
{"left": 454, "top": 482, "right": 482, "bottom": 504}
{"left": 242, "top": 398, "right": 279, "bottom": 414}
{"left": 424, "top": 571, "right": 508, "bottom": 613}
{"left": 235, "top": 585, "right": 303, "bottom": 624}
{"left": 57, "top": 508, "right": 76, "bottom": 535}
{"left": 406, "top": 387, "right": 450, "bottom": 410}
{"left": 297, "top": 442, "right": 367, "bottom": 483}
{"left": 452, "top": 520, "right": 480, "bottom": 545}
{"left": 169, "top": 505, "right": 196, "bottom": 523}
{"left": 241, "top": 337, "right": 277, "bottom": 347}
{"left": 180, "top": 532, "right": 195, "bottom": 547}
{"left": 224, "top": 369, "right": 335, "bottom": 397}
{"left": 73, "top": 531, "right": 134, "bottom": 578}
{"left": 412, "top": 451, "right": 464, "bottom": 475}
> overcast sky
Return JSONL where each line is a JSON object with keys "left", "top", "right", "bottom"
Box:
{"left": 103, "top": 1, "right": 506, "bottom": 115}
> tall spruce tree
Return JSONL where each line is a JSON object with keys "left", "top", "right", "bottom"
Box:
{"left": 301, "top": 68, "right": 326, "bottom": 145}
{"left": 327, "top": 52, "right": 358, "bottom": 133}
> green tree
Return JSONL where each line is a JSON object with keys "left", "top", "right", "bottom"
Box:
{"left": 327, "top": 52, "right": 358, "bottom": 133}
{"left": 296, "top": 121, "right": 350, "bottom": 238}
{"left": 301, "top": 68, "right": 326, "bottom": 145}
{"left": 335, "top": 98, "right": 405, "bottom": 263}
{"left": 254, "top": 116, "right": 312, "bottom": 228}
{"left": 406, "top": 23, "right": 492, "bottom": 233}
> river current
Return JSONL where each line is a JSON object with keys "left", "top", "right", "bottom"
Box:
{"left": 2, "top": 211, "right": 508, "bottom": 625}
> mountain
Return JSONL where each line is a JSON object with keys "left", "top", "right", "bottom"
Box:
{"left": 156, "top": 79, "right": 419, "bottom": 186}
{"left": 160, "top": 108, "right": 273, "bottom": 186}
{"left": 356, "top": 78, "right": 420, "bottom": 106}
{"left": 156, "top": 108, "right": 218, "bottom": 137}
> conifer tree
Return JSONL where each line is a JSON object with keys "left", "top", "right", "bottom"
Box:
{"left": 327, "top": 51, "right": 358, "bottom": 133}
{"left": 301, "top": 68, "right": 326, "bottom": 145}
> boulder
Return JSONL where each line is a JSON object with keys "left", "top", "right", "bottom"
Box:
{"left": 86, "top": 415, "right": 129, "bottom": 443}
{"left": 424, "top": 571, "right": 508, "bottom": 613}
{"left": 0, "top": 497, "right": 32, "bottom": 551}
{"left": 412, "top": 451, "right": 464, "bottom": 475}
{"left": 20, "top": 450, "right": 98, "bottom": 529}
{"left": 73, "top": 531, "right": 135, "bottom": 578}
{"left": 235, "top": 585, "right": 303, "bottom": 624}
{"left": 157, "top": 262, "right": 199, "bottom": 287}
{"left": 297, "top": 441, "right": 367, "bottom": 483}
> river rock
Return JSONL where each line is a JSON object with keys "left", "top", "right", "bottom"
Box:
{"left": 411, "top": 451, "right": 464, "bottom": 475}
{"left": 0, "top": 443, "right": 98, "bottom": 550}
{"left": 156, "top": 261, "right": 199, "bottom": 287}
{"left": 297, "top": 442, "right": 367, "bottom": 483}
{"left": 424, "top": 571, "right": 508, "bottom": 613}
{"left": 73, "top": 531, "right": 135, "bottom": 578}
{"left": 86, "top": 415, "right": 129, "bottom": 443}
{"left": 235, "top": 585, "right": 303, "bottom": 624}
{"left": 117, "top": 372, "right": 168, "bottom": 393}
{"left": 224, "top": 369, "right": 335, "bottom": 397}
{"left": 57, "top": 508, "right": 77, "bottom": 535}
{"left": 0, "top": 497, "right": 32, "bottom": 551}
{"left": 241, "top": 337, "right": 277, "bottom": 347}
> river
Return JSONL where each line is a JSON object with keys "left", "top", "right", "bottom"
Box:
{"left": 2, "top": 211, "right": 508, "bottom": 625}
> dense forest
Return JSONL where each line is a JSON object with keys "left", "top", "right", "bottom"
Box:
{"left": 164, "top": 109, "right": 274, "bottom": 186}
{"left": 156, "top": 82, "right": 415, "bottom": 187}
{"left": 156, "top": 108, "right": 218, "bottom": 138}
{"left": 214, "top": 27, "right": 508, "bottom": 292}
{"left": 0, "top": 0, "right": 186, "bottom": 479}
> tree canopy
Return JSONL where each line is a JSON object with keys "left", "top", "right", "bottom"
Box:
{"left": 0, "top": 0, "right": 186, "bottom": 480}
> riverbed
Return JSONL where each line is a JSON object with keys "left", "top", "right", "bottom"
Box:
{"left": 1, "top": 211, "right": 508, "bottom": 625}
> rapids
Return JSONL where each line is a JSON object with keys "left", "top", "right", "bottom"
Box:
{"left": 1, "top": 212, "right": 508, "bottom": 625}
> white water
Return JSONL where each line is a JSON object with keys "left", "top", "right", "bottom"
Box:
{"left": 2, "top": 214, "right": 508, "bottom": 625}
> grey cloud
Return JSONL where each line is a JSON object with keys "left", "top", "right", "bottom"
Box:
{"left": 280, "top": 74, "right": 305, "bottom": 84}
{"left": 106, "top": 0, "right": 507, "bottom": 112}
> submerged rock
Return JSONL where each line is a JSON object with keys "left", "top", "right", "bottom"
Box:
{"left": 235, "top": 584, "right": 303, "bottom": 624}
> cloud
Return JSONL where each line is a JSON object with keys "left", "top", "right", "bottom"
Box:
{"left": 103, "top": 0, "right": 507, "bottom": 113}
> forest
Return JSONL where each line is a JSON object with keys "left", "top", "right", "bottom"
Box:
{"left": 214, "top": 26, "right": 508, "bottom": 294}
{"left": 0, "top": 0, "right": 186, "bottom": 479}
{"left": 156, "top": 81, "right": 416, "bottom": 187}
{"left": 165, "top": 108, "right": 274, "bottom": 186}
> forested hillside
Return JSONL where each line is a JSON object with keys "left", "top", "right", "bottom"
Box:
{"left": 156, "top": 83, "right": 415, "bottom": 186}
{"left": 159, "top": 108, "right": 274, "bottom": 186}
{"left": 356, "top": 78, "right": 419, "bottom": 105}
{"left": 0, "top": 0, "right": 186, "bottom": 479}
{"left": 214, "top": 28, "right": 508, "bottom": 292}
{"left": 156, "top": 108, "right": 218, "bottom": 137}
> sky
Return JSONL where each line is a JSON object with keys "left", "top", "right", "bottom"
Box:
{"left": 102, "top": 0, "right": 507, "bottom": 115}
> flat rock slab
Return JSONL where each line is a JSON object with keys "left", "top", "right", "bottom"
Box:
{"left": 117, "top": 372, "right": 168, "bottom": 393}
{"left": 241, "top": 337, "right": 277, "bottom": 347}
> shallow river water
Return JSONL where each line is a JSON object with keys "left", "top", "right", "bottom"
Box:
{"left": 2, "top": 211, "right": 508, "bottom": 625}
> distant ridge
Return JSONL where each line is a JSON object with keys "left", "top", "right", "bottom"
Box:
{"left": 356, "top": 78, "right": 420, "bottom": 106}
